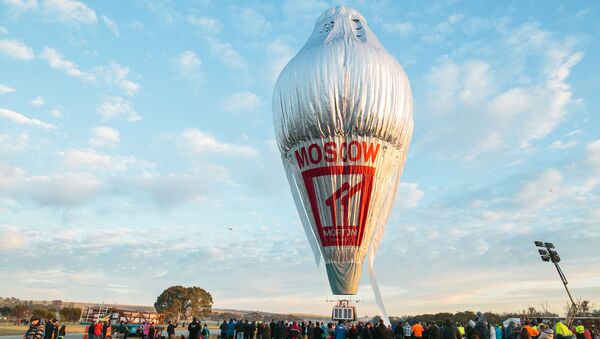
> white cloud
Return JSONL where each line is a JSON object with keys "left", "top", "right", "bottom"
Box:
{"left": 205, "top": 37, "right": 247, "bottom": 70}
{"left": 48, "top": 108, "right": 62, "bottom": 118}
{"left": 0, "top": 162, "right": 102, "bottom": 207}
{"left": 61, "top": 148, "right": 140, "bottom": 172}
{"left": 514, "top": 169, "right": 562, "bottom": 209}
{"left": 188, "top": 15, "right": 222, "bottom": 34}
{"left": 395, "top": 182, "right": 425, "bottom": 209}
{"left": 222, "top": 92, "right": 261, "bottom": 113}
{"left": 0, "top": 108, "right": 55, "bottom": 129}
{"left": 0, "top": 133, "right": 29, "bottom": 151}
{"left": 0, "top": 26, "right": 6, "bottom": 34}
{"left": 42, "top": 0, "right": 97, "bottom": 25}
{"left": 0, "top": 0, "right": 38, "bottom": 13}
{"left": 89, "top": 126, "right": 119, "bottom": 148}
{"left": 102, "top": 15, "right": 119, "bottom": 37}
{"left": 0, "top": 84, "right": 15, "bottom": 95}
{"left": 229, "top": 7, "right": 270, "bottom": 37}
{"left": 383, "top": 22, "right": 415, "bottom": 36}
{"left": 549, "top": 140, "right": 576, "bottom": 149}
{"left": 0, "top": 39, "right": 34, "bottom": 60}
{"left": 97, "top": 97, "right": 140, "bottom": 122}
{"left": 180, "top": 128, "right": 257, "bottom": 157}
{"left": 586, "top": 140, "right": 600, "bottom": 171}
{"left": 40, "top": 47, "right": 95, "bottom": 82}
{"left": 421, "top": 35, "right": 582, "bottom": 159}
{"left": 94, "top": 61, "right": 140, "bottom": 96}
{"left": 136, "top": 171, "right": 225, "bottom": 207}
{"left": 265, "top": 39, "right": 295, "bottom": 83}
{"left": 175, "top": 50, "right": 201, "bottom": 78}
{"left": 28, "top": 96, "right": 45, "bottom": 106}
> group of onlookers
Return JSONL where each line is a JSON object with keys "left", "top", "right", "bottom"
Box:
{"left": 23, "top": 316, "right": 67, "bottom": 339}
{"left": 21, "top": 314, "right": 600, "bottom": 339}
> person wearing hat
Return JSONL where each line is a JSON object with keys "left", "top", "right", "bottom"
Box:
{"left": 24, "top": 316, "right": 45, "bottom": 339}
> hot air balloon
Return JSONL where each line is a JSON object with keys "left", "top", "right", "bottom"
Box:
{"left": 273, "top": 6, "right": 413, "bottom": 321}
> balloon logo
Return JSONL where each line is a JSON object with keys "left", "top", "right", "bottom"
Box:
{"left": 273, "top": 4, "right": 413, "bottom": 312}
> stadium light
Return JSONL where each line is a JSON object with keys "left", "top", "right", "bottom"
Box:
{"left": 533, "top": 241, "right": 575, "bottom": 308}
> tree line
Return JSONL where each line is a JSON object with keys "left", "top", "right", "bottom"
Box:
{"left": 0, "top": 304, "right": 82, "bottom": 322}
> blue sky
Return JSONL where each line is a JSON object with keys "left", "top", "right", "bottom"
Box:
{"left": 1, "top": 0, "right": 599, "bottom": 316}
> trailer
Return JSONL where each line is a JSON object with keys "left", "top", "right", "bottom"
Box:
{"left": 80, "top": 305, "right": 165, "bottom": 338}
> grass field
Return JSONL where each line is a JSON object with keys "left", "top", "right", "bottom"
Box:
{"left": 0, "top": 323, "right": 87, "bottom": 336}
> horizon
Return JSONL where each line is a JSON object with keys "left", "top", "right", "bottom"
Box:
{"left": 1, "top": 0, "right": 599, "bottom": 318}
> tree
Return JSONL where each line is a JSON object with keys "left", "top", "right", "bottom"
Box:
{"left": 0, "top": 306, "right": 12, "bottom": 317}
{"left": 10, "top": 304, "right": 30, "bottom": 319}
{"left": 32, "top": 309, "right": 48, "bottom": 319}
{"left": 59, "top": 307, "right": 82, "bottom": 322}
{"left": 155, "top": 286, "right": 213, "bottom": 322}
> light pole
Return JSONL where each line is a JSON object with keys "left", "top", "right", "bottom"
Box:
{"left": 534, "top": 241, "right": 577, "bottom": 324}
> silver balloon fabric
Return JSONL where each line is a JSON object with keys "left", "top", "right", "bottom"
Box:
{"left": 273, "top": 6, "right": 413, "bottom": 297}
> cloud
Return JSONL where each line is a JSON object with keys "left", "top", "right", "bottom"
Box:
{"left": 188, "top": 15, "right": 222, "bottom": 34}
{"left": 0, "top": 84, "right": 16, "bottom": 95}
{"left": 514, "top": 169, "right": 562, "bottom": 209}
{"left": 97, "top": 97, "right": 140, "bottom": 122}
{"left": 180, "top": 128, "right": 257, "bottom": 157}
{"left": 136, "top": 171, "right": 226, "bottom": 207}
{"left": 102, "top": 15, "right": 119, "bottom": 37}
{"left": 0, "top": 39, "right": 34, "bottom": 60}
{"left": 0, "top": 133, "right": 29, "bottom": 151}
{"left": 0, "top": 0, "right": 38, "bottom": 13}
{"left": 28, "top": 96, "right": 45, "bottom": 106}
{"left": 395, "top": 183, "right": 425, "bottom": 209}
{"left": 89, "top": 126, "right": 119, "bottom": 148}
{"left": 40, "top": 47, "right": 96, "bottom": 81}
{"left": 94, "top": 61, "right": 140, "bottom": 96}
{"left": 586, "top": 140, "right": 600, "bottom": 171}
{"left": 61, "top": 148, "right": 143, "bottom": 172}
{"left": 48, "top": 108, "right": 62, "bottom": 118}
{"left": 383, "top": 22, "right": 415, "bottom": 36}
{"left": 222, "top": 92, "right": 261, "bottom": 113}
{"left": 549, "top": 140, "right": 577, "bottom": 149}
{"left": 42, "top": 0, "right": 97, "bottom": 25}
{"left": 420, "top": 25, "right": 583, "bottom": 160}
{"left": 175, "top": 50, "right": 201, "bottom": 78}
{"left": 0, "top": 162, "right": 102, "bottom": 207}
{"left": 228, "top": 6, "right": 271, "bottom": 37}
{"left": 205, "top": 37, "right": 247, "bottom": 70}
{"left": 0, "top": 108, "right": 55, "bottom": 129}
{"left": 265, "top": 39, "right": 294, "bottom": 83}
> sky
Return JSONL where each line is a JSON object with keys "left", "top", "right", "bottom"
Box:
{"left": 1, "top": 0, "right": 599, "bottom": 317}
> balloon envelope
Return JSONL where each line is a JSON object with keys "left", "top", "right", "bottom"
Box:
{"left": 273, "top": 6, "right": 413, "bottom": 295}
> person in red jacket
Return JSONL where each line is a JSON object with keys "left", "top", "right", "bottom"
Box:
{"left": 94, "top": 321, "right": 104, "bottom": 339}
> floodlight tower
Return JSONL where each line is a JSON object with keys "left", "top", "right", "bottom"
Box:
{"left": 534, "top": 241, "right": 577, "bottom": 323}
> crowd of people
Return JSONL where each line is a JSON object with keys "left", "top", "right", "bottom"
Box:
{"left": 21, "top": 314, "right": 600, "bottom": 339}
{"left": 22, "top": 316, "right": 67, "bottom": 339}
{"left": 204, "top": 315, "right": 600, "bottom": 339}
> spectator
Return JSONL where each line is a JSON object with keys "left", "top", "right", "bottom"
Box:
{"left": 336, "top": 322, "right": 348, "bottom": 339}
{"left": 413, "top": 322, "right": 425, "bottom": 339}
{"left": 429, "top": 322, "right": 440, "bottom": 339}
{"left": 442, "top": 319, "right": 461, "bottom": 339}
{"left": 228, "top": 319, "right": 236, "bottom": 339}
{"left": 58, "top": 324, "right": 66, "bottom": 339}
{"left": 24, "top": 316, "right": 45, "bottom": 339}
{"left": 167, "top": 321, "right": 178, "bottom": 339}
{"left": 189, "top": 318, "right": 201, "bottom": 339}
{"left": 95, "top": 321, "right": 104, "bottom": 339}
{"left": 202, "top": 324, "right": 211, "bottom": 339}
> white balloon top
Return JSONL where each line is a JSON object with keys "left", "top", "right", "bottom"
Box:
{"left": 273, "top": 5, "right": 413, "bottom": 154}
